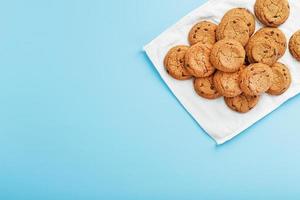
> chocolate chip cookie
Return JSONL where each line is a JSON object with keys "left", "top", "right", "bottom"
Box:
{"left": 216, "top": 15, "right": 250, "bottom": 46}
{"left": 188, "top": 21, "right": 218, "bottom": 46}
{"left": 213, "top": 68, "right": 243, "bottom": 98}
{"left": 246, "top": 28, "right": 286, "bottom": 65}
{"left": 164, "top": 46, "right": 192, "bottom": 80}
{"left": 239, "top": 63, "right": 273, "bottom": 96}
{"left": 267, "top": 62, "right": 291, "bottom": 95}
{"left": 222, "top": 8, "right": 256, "bottom": 36}
{"left": 254, "top": 0, "right": 290, "bottom": 27}
{"left": 289, "top": 30, "right": 300, "bottom": 61}
{"left": 185, "top": 43, "right": 215, "bottom": 78}
{"left": 225, "top": 94, "right": 260, "bottom": 113}
{"left": 210, "top": 39, "right": 245, "bottom": 72}
{"left": 194, "top": 76, "right": 221, "bottom": 99}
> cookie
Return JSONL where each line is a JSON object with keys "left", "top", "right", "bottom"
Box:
{"left": 188, "top": 21, "right": 218, "bottom": 46}
{"left": 267, "top": 62, "right": 291, "bottom": 95}
{"left": 246, "top": 37, "right": 279, "bottom": 66}
{"left": 246, "top": 28, "right": 286, "bottom": 65}
{"left": 254, "top": 0, "right": 290, "bottom": 27}
{"left": 216, "top": 15, "right": 250, "bottom": 46}
{"left": 185, "top": 43, "right": 215, "bottom": 78}
{"left": 194, "top": 76, "right": 221, "bottom": 99}
{"left": 213, "top": 69, "right": 243, "bottom": 98}
{"left": 222, "top": 8, "right": 256, "bottom": 36}
{"left": 164, "top": 46, "right": 192, "bottom": 80}
{"left": 256, "top": 28, "right": 287, "bottom": 58}
{"left": 210, "top": 39, "right": 245, "bottom": 72}
{"left": 225, "top": 94, "right": 260, "bottom": 113}
{"left": 239, "top": 63, "right": 273, "bottom": 96}
{"left": 289, "top": 30, "right": 300, "bottom": 61}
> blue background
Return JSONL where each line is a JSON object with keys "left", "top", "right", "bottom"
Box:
{"left": 0, "top": 0, "right": 300, "bottom": 199}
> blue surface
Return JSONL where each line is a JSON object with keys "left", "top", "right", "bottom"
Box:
{"left": 0, "top": 0, "right": 300, "bottom": 199}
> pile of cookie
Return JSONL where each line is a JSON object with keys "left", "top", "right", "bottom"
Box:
{"left": 164, "top": 0, "right": 299, "bottom": 113}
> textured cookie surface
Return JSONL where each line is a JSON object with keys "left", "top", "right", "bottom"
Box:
{"left": 222, "top": 8, "right": 256, "bottom": 36}
{"left": 246, "top": 28, "right": 286, "bottom": 65}
{"left": 254, "top": 0, "right": 290, "bottom": 27}
{"left": 210, "top": 39, "right": 245, "bottom": 72}
{"left": 256, "top": 28, "right": 287, "bottom": 58}
{"left": 188, "top": 21, "right": 218, "bottom": 45}
{"left": 185, "top": 43, "right": 215, "bottom": 78}
{"left": 216, "top": 17, "right": 250, "bottom": 46}
{"left": 267, "top": 62, "right": 291, "bottom": 95}
{"left": 194, "top": 76, "right": 221, "bottom": 99}
{"left": 213, "top": 69, "right": 243, "bottom": 98}
{"left": 164, "top": 46, "right": 192, "bottom": 80}
{"left": 246, "top": 37, "right": 278, "bottom": 65}
{"left": 225, "top": 94, "right": 260, "bottom": 113}
{"left": 240, "top": 63, "right": 273, "bottom": 96}
{"left": 289, "top": 30, "right": 300, "bottom": 61}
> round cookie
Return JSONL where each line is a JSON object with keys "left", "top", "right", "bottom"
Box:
{"left": 222, "top": 8, "right": 256, "bottom": 36}
{"left": 256, "top": 28, "right": 287, "bottom": 58}
{"left": 267, "top": 62, "right": 291, "bottom": 95}
{"left": 194, "top": 76, "right": 221, "bottom": 99}
{"left": 246, "top": 28, "right": 286, "bottom": 65}
{"left": 239, "top": 63, "right": 273, "bottom": 96}
{"left": 254, "top": 0, "right": 290, "bottom": 27}
{"left": 185, "top": 43, "right": 215, "bottom": 78}
{"left": 216, "top": 16, "right": 250, "bottom": 46}
{"left": 188, "top": 21, "right": 218, "bottom": 45}
{"left": 289, "top": 30, "right": 300, "bottom": 61}
{"left": 225, "top": 94, "right": 260, "bottom": 113}
{"left": 246, "top": 36, "right": 279, "bottom": 66}
{"left": 164, "top": 46, "right": 192, "bottom": 80}
{"left": 213, "top": 69, "right": 243, "bottom": 98}
{"left": 210, "top": 39, "right": 245, "bottom": 72}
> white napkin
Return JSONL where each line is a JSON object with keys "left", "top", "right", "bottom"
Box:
{"left": 144, "top": 0, "right": 300, "bottom": 144}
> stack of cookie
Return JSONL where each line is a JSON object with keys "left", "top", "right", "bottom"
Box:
{"left": 164, "top": 0, "right": 298, "bottom": 113}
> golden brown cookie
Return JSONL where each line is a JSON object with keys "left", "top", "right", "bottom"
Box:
{"left": 256, "top": 28, "right": 287, "bottom": 58}
{"left": 216, "top": 16, "right": 250, "bottom": 46}
{"left": 210, "top": 39, "right": 245, "bottom": 72}
{"left": 194, "top": 76, "right": 221, "bottom": 99}
{"left": 246, "top": 37, "right": 279, "bottom": 66}
{"left": 222, "top": 8, "right": 256, "bottom": 36}
{"left": 213, "top": 69, "right": 243, "bottom": 98}
{"left": 225, "top": 94, "right": 260, "bottom": 113}
{"left": 246, "top": 28, "right": 286, "bottom": 65}
{"left": 185, "top": 43, "right": 215, "bottom": 78}
{"left": 188, "top": 21, "right": 218, "bottom": 45}
{"left": 164, "top": 46, "right": 192, "bottom": 80}
{"left": 289, "top": 30, "right": 300, "bottom": 61}
{"left": 254, "top": 0, "right": 290, "bottom": 27}
{"left": 239, "top": 63, "right": 273, "bottom": 96}
{"left": 267, "top": 62, "right": 291, "bottom": 95}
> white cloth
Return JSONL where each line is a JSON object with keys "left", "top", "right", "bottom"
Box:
{"left": 144, "top": 0, "right": 300, "bottom": 144}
